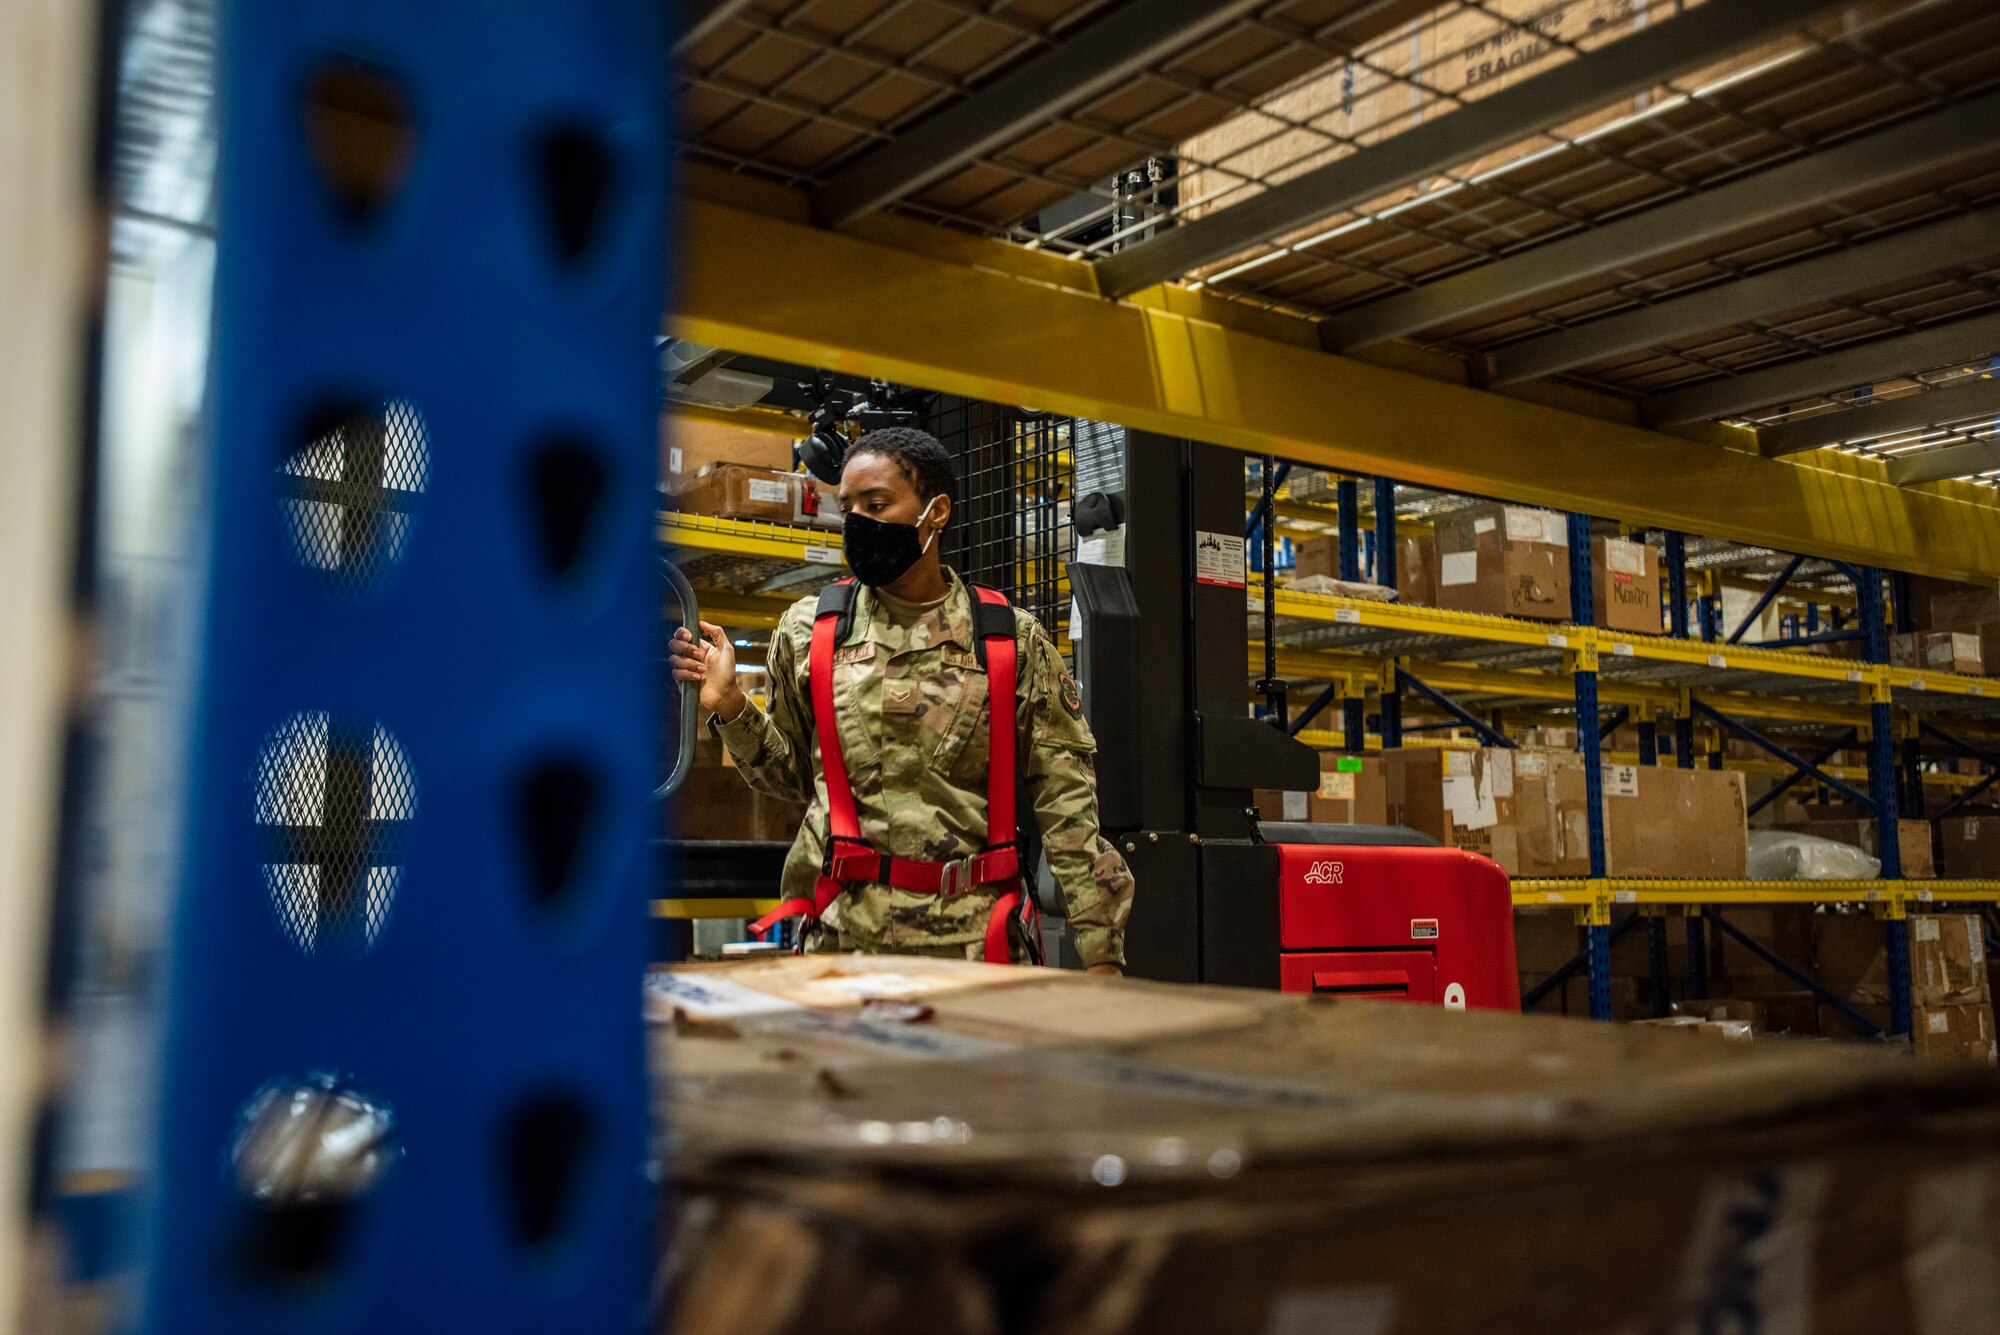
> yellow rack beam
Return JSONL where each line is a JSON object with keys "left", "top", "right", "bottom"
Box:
{"left": 653, "top": 897, "right": 780, "bottom": 920}
{"left": 665, "top": 516, "right": 2000, "bottom": 735}
{"left": 1512, "top": 879, "right": 2000, "bottom": 922}
{"left": 661, "top": 511, "right": 843, "bottom": 562}
{"left": 673, "top": 182, "right": 2000, "bottom": 582}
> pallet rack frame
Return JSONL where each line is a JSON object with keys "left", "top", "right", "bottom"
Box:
{"left": 664, "top": 449, "right": 2000, "bottom": 1036}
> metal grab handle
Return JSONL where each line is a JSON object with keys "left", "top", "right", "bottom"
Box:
{"left": 657, "top": 556, "right": 702, "bottom": 799}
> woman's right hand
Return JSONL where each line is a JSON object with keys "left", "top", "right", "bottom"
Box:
{"left": 669, "top": 620, "right": 747, "bottom": 722}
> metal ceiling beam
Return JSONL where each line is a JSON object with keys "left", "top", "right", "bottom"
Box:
{"left": 1318, "top": 91, "right": 2000, "bottom": 351}
{"left": 1489, "top": 211, "right": 2000, "bottom": 386}
{"left": 674, "top": 192, "right": 2000, "bottom": 580}
{"left": 1889, "top": 438, "right": 2000, "bottom": 487}
{"left": 1643, "top": 310, "right": 2000, "bottom": 427}
{"left": 1095, "top": 0, "right": 1853, "bottom": 301}
{"left": 672, "top": 0, "right": 759, "bottom": 54}
{"left": 811, "top": 0, "right": 1269, "bottom": 229}
{"left": 1760, "top": 372, "right": 2000, "bottom": 457}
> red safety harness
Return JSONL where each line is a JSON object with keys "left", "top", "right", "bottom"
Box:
{"left": 750, "top": 579, "right": 1039, "bottom": 964}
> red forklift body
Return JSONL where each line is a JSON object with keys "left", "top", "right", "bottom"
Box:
{"left": 1274, "top": 843, "right": 1520, "bottom": 1010}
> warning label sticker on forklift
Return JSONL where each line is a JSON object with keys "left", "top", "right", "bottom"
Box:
{"left": 1410, "top": 919, "right": 1439, "bottom": 940}
{"left": 1194, "top": 530, "right": 1247, "bottom": 588}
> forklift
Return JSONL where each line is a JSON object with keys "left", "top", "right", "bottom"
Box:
{"left": 1064, "top": 428, "right": 1519, "bottom": 1010}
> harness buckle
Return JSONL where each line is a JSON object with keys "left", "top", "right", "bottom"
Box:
{"left": 937, "top": 854, "right": 979, "bottom": 898}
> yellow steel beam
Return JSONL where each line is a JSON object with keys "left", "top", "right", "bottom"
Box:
{"left": 1508, "top": 879, "right": 2000, "bottom": 909}
{"left": 662, "top": 511, "right": 843, "bottom": 561}
{"left": 674, "top": 193, "right": 2000, "bottom": 582}
{"left": 653, "top": 898, "right": 780, "bottom": 920}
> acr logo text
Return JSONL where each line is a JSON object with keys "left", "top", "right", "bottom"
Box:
{"left": 1302, "top": 860, "right": 1345, "bottom": 886}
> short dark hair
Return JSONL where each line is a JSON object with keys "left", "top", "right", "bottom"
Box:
{"left": 847, "top": 426, "right": 954, "bottom": 507}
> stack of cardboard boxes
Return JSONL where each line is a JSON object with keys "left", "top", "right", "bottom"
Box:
{"left": 1904, "top": 574, "right": 2000, "bottom": 677}
{"left": 1889, "top": 630, "right": 1984, "bottom": 676}
{"left": 663, "top": 414, "right": 838, "bottom": 528}
{"left": 1815, "top": 912, "right": 1995, "bottom": 1060}
{"left": 1941, "top": 814, "right": 2000, "bottom": 878}
{"left": 1519, "top": 903, "right": 1999, "bottom": 1058}
{"left": 1403, "top": 504, "right": 1663, "bottom": 633}
{"left": 659, "top": 953, "right": 2000, "bottom": 1335}
{"left": 1907, "top": 578, "right": 2000, "bottom": 872}
{"left": 1258, "top": 745, "right": 1746, "bottom": 880}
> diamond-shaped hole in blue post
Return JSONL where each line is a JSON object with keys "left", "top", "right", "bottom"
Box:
{"left": 254, "top": 712, "right": 418, "bottom": 957}
{"left": 498, "top": 1090, "right": 596, "bottom": 1252}
{"left": 514, "top": 756, "right": 601, "bottom": 913}
{"left": 524, "top": 437, "right": 608, "bottom": 581}
{"left": 280, "top": 398, "right": 430, "bottom": 598}
{"left": 532, "top": 124, "right": 617, "bottom": 268}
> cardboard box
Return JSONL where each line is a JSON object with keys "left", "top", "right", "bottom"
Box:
{"left": 662, "top": 414, "right": 796, "bottom": 487}
{"left": 1815, "top": 912, "right": 1989, "bottom": 1009}
{"left": 1825, "top": 1000, "right": 1998, "bottom": 1062}
{"left": 1255, "top": 754, "right": 1386, "bottom": 826}
{"left": 1308, "top": 753, "right": 1385, "bottom": 824}
{"left": 1293, "top": 534, "right": 1341, "bottom": 581}
{"left": 1430, "top": 503, "right": 1571, "bottom": 622}
{"left": 1889, "top": 630, "right": 1983, "bottom": 676}
{"left": 1396, "top": 531, "right": 1435, "bottom": 607}
{"left": 1592, "top": 536, "right": 1660, "bottom": 635}
{"left": 1795, "top": 819, "right": 1935, "bottom": 879}
{"left": 1939, "top": 815, "right": 2000, "bottom": 878}
{"left": 1492, "top": 748, "right": 1590, "bottom": 878}
{"left": 1602, "top": 764, "right": 1748, "bottom": 879}
{"left": 1914, "top": 1000, "right": 1998, "bottom": 1062}
{"left": 1906, "top": 575, "right": 2000, "bottom": 632}
{"left": 790, "top": 472, "right": 841, "bottom": 529}
{"left": 1378, "top": 746, "right": 1586, "bottom": 875}
{"left": 660, "top": 954, "right": 2000, "bottom": 1335}
{"left": 674, "top": 463, "right": 804, "bottom": 523}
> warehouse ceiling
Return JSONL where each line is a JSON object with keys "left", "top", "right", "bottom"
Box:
{"left": 678, "top": 0, "right": 2000, "bottom": 487}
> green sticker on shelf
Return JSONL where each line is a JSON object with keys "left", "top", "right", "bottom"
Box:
{"left": 1335, "top": 757, "right": 1363, "bottom": 773}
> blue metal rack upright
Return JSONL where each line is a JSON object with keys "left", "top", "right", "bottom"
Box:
{"left": 1566, "top": 512, "right": 1615, "bottom": 1022}
{"left": 135, "top": 2, "right": 666, "bottom": 1330}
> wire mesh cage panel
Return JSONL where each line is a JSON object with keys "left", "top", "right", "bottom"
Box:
{"left": 253, "top": 712, "right": 417, "bottom": 956}
{"left": 278, "top": 399, "right": 430, "bottom": 597}
{"left": 927, "top": 395, "right": 1073, "bottom": 637}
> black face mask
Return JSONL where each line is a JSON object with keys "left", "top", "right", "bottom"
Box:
{"left": 842, "top": 505, "right": 937, "bottom": 587}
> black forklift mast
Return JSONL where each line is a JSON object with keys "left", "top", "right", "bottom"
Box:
{"left": 1071, "top": 429, "right": 1318, "bottom": 985}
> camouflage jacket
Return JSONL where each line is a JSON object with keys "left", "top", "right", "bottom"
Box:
{"left": 713, "top": 571, "right": 1134, "bottom": 967}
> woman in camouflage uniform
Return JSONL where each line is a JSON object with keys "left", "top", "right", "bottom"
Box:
{"left": 669, "top": 428, "right": 1134, "bottom": 972}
